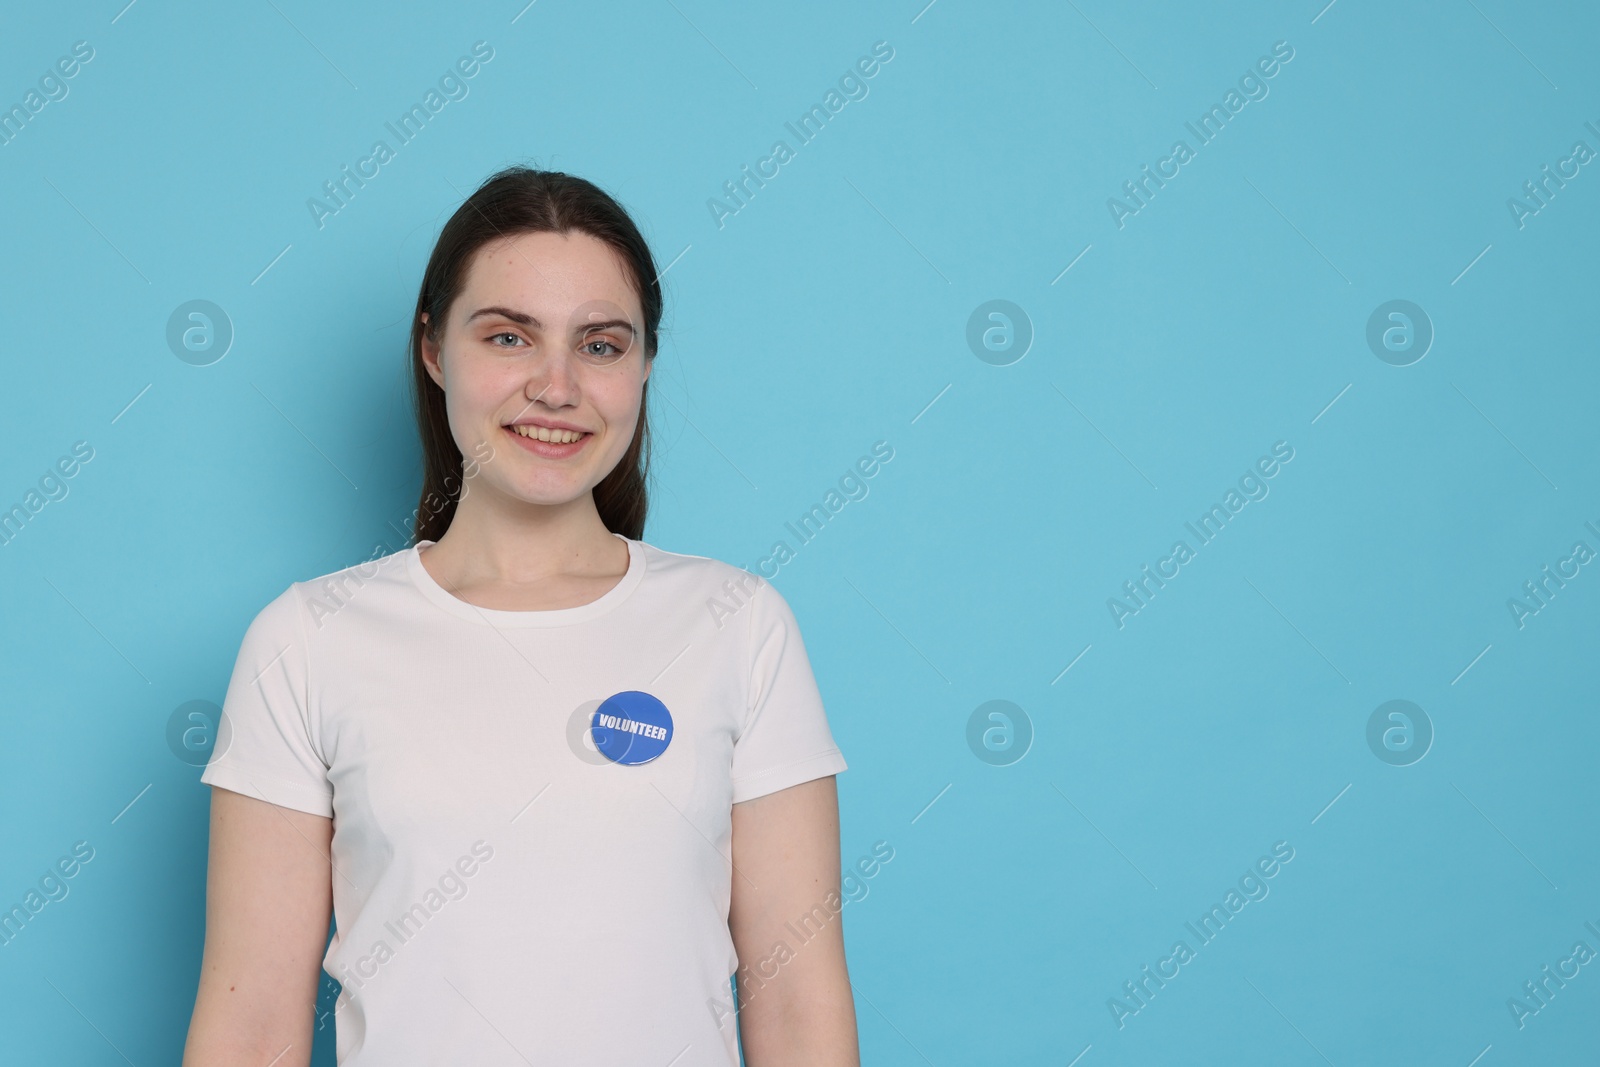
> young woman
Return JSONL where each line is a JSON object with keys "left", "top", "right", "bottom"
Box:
{"left": 182, "top": 167, "right": 860, "bottom": 1066}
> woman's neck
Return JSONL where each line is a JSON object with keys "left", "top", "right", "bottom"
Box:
{"left": 417, "top": 492, "right": 629, "bottom": 611}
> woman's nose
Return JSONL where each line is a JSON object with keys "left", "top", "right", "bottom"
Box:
{"left": 525, "top": 348, "right": 582, "bottom": 404}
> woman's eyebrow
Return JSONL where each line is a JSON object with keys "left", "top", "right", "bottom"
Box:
{"left": 577, "top": 319, "right": 636, "bottom": 336}
{"left": 465, "top": 305, "right": 542, "bottom": 328}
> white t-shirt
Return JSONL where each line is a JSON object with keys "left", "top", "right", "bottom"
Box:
{"left": 200, "top": 533, "right": 848, "bottom": 1066}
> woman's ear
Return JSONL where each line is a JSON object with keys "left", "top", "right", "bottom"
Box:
{"left": 420, "top": 312, "right": 446, "bottom": 389}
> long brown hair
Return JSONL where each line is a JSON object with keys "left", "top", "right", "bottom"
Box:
{"left": 407, "top": 166, "right": 663, "bottom": 544}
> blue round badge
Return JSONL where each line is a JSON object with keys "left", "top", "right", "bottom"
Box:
{"left": 590, "top": 691, "right": 673, "bottom": 766}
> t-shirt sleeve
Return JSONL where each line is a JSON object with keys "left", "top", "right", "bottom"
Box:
{"left": 200, "top": 582, "right": 334, "bottom": 818}
{"left": 730, "top": 578, "right": 848, "bottom": 804}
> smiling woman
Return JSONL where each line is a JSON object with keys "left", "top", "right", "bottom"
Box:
{"left": 413, "top": 226, "right": 653, "bottom": 552}
{"left": 184, "top": 167, "right": 859, "bottom": 1067}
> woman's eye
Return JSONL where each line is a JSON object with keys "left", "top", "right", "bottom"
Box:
{"left": 488, "top": 332, "right": 524, "bottom": 348}
{"left": 582, "top": 339, "right": 622, "bottom": 359}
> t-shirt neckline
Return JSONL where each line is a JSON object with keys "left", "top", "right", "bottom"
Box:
{"left": 404, "top": 533, "right": 646, "bottom": 627}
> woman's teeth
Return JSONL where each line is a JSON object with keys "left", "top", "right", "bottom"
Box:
{"left": 511, "top": 425, "right": 586, "bottom": 444}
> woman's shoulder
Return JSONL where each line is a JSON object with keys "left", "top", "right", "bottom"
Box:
{"left": 630, "top": 537, "right": 812, "bottom": 641}
{"left": 237, "top": 543, "right": 417, "bottom": 640}
{"left": 634, "top": 537, "right": 767, "bottom": 593}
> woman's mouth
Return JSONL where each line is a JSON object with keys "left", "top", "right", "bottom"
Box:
{"left": 505, "top": 423, "right": 592, "bottom": 458}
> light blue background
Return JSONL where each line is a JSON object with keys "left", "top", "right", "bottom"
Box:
{"left": 2, "top": 1, "right": 1596, "bottom": 1063}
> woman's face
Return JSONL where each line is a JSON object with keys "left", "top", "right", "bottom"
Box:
{"left": 421, "top": 229, "right": 652, "bottom": 511}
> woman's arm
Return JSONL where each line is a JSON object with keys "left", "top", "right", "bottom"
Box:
{"left": 182, "top": 786, "right": 334, "bottom": 1067}
{"left": 729, "top": 775, "right": 860, "bottom": 1067}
